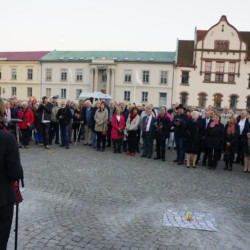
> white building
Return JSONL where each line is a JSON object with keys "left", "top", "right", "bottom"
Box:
{"left": 40, "top": 51, "right": 176, "bottom": 107}
{"left": 174, "top": 15, "right": 250, "bottom": 111}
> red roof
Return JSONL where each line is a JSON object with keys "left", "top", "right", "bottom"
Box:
{"left": 196, "top": 30, "right": 207, "bottom": 41}
{"left": 0, "top": 51, "right": 50, "bottom": 61}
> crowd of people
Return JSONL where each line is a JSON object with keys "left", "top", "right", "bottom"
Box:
{"left": 1, "top": 95, "right": 250, "bottom": 173}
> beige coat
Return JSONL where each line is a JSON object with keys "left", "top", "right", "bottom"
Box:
{"left": 94, "top": 108, "right": 108, "bottom": 132}
{"left": 126, "top": 114, "right": 141, "bottom": 131}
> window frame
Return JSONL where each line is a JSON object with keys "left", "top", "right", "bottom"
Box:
{"left": 46, "top": 88, "right": 51, "bottom": 97}
{"left": 102, "top": 70, "right": 107, "bottom": 82}
{"left": 181, "top": 71, "right": 189, "bottom": 84}
{"left": 213, "top": 94, "right": 223, "bottom": 109}
{"left": 76, "top": 69, "right": 83, "bottom": 81}
{"left": 27, "top": 87, "right": 32, "bottom": 97}
{"left": 124, "top": 91, "right": 131, "bottom": 101}
{"left": 76, "top": 89, "right": 82, "bottom": 99}
{"left": 214, "top": 40, "right": 229, "bottom": 50}
{"left": 124, "top": 70, "right": 132, "bottom": 83}
{"left": 61, "top": 88, "right": 67, "bottom": 99}
{"left": 11, "top": 87, "right": 17, "bottom": 96}
{"left": 160, "top": 71, "right": 168, "bottom": 84}
{"left": 142, "top": 70, "right": 150, "bottom": 83}
{"left": 198, "top": 93, "right": 207, "bottom": 108}
{"left": 0, "top": 68, "right": 2, "bottom": 80}
{"left": 27, "top": 68, "right": 33, "bottom": 80}
{"left": 180, "top": 93, "right": 188, "bottom": 106}
{"left": 46, "top": 68, "right": 52, "bottom": 81}
{"left": 230, "top": 95, "right": 238, "bottom": 109}
{"left": 11, "top": 68, "right": 17, "bottom": 80}
{"left": 61, "top": 69, "right": 67, "bottom": 81}
{"left": 142, "top": 91, "right": 148, "bottom": 102}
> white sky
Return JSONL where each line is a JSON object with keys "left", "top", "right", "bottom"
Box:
{"left": 1, "top": 0, "right": 249, "bottom": 52}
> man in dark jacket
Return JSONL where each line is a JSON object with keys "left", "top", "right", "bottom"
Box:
{"left": 141, "top": 108, "right": 157, "bottom": 159}
{"left": 107, "top": 100, "right": 116, "bottom": 147}
{"left": 0, "top": 98, "right": 24, "bottom": 250}
{"left": 57, "top": 101, "right": 73, "bottom": 149}
{"left": 173, "top": 104, "right": 188, "bottom": 165}
{"left": 154, "top": 109, "right": 171, "bottom": 161}
{"left": 38, "top": 96, "right": 53, "bottom": 149}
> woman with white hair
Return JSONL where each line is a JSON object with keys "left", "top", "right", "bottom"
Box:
{"left": 184, "top": 111, "right": 204, "bottom": 168}
{"left": 17, "top": 101, "right": 34, "bottom": 148}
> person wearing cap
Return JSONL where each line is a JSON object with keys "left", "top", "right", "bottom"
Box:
{"left": 173, "top": 104, "right": 188, "bottom": 165}
{"left": 94, "top": 100, "right": 108, "bottom": 152}
{"left": 49, "top": 96, "right": 60, "bottom": 145}
{"left": 154, "top": 108, "right": 171, "bottom": 161}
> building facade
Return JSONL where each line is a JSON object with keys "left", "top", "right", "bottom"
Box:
{"left": 174, "top": 16, "right": 250, "bottom": 110}
{"left": 40, "top": 51, "right": 176, "bottom": 107}
{"left": 0, "top": 51, "right": 49, "bottom": 101}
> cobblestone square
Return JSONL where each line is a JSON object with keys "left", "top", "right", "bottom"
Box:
{"left": 7, "top": 142, "right": 250, "bottom": 249}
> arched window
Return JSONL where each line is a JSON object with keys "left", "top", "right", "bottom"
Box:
{"left": 229, "top": 95, "right": 238, "bottom": 109}
{"left": 198, "top": 93, "right": 207, "bottom": 108}
{"left": 180, "top": 92, "right": 188, "bottom": 106}
{"left": 213, "top": 93, "right": 223, "bottom": 109}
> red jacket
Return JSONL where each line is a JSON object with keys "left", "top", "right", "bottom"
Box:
{"left": 111, "top": 114, "right": 125, "bottom": 139}
{"left": 17, "top": 108, "right": 34, "bottom": 129}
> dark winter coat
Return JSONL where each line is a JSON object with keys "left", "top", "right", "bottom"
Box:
{"left": 205, "top": 123, "right": 224, "bottom": 150}
{"left": 56, "top": 107, "right": 73, "bottom": 126}
{"left": 173, "top": 113, "right": 188, "bottom": 138}
{"left": 184, "top": 118, "right": 205, "bottom": 154}
{"left": 155, "top": 115, "right": 171, "bottom": 140}
{"left": 38, "top": 102, "right": 53, "bottom": 121}
{"left": 224, "top": 123, "right": 240, "bottom": 154}
{"left": 33, "top": 109, "right": 41, "bottom": 131}
{"left": 122, "top": 107, "right": 130, "bottom": 123}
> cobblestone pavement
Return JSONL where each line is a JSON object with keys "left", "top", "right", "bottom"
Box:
{"left": 7, "top": 141, "right": 250, "bottom": 250}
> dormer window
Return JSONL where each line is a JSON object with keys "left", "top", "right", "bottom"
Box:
{"left": 215, "top": 40, "right": 229, "bottom": 50}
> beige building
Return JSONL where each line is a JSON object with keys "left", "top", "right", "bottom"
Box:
{"left": 0, "top": 51, "right": 49, "bottom": 101}
{"left": 174, "top": 16, "right": 250, "bottom": 111}
{"left": 40, "top": 51, "right": 176, "bottom": 107}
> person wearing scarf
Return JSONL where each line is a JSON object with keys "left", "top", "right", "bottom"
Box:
{"left": 184, "top": 111, "right": 204, "bottom": 168}
{"left": 223, "top": 115, "right": 239, "bottom": 171}
{"left": 205, "top": 113, "right": 224, "bottom": 169}
{"left": 126, "top": 107, "right": 141, "bottom": 156}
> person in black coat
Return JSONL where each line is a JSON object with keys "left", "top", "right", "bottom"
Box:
{"left": 173, "top": 104, "right": 188, "bottom": 165}
{"left": 38, "top": 96, "right": 53, "bottom": 149}
{"left": 224, "top": 115, "right": 240, "bottom": 171}
{"left": 184, "top": 111, "right": 205, "bottom": 168}
{"left": 0, "top": 98, "right": 24, "bottom": 250}
{"left": 121, "top": 101, "right": 130, "bottom": 152}
{"left": 56, "top": 101, "right": 73, "bottom": 149}
{"left": 141, "top": 108, "right": 156, "bottom": 159}
{"left": 205, "top": 113, "right": 224, "bottom": 169}
{"left": 154, "top": 109, "right": 171, "bottom": 161}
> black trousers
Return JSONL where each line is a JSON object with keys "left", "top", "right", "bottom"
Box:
{"left": 49, "top": 122, "right": 59, "bottom": 144}
{"left": 128, "top": 130, "right": 138, "bottom": 153}
{"left": 225, "top": 153, "right": 235, "bottom": 167}
{"left": 21, "top": 129, "right": 30, "bottom": 146}
{"left": 96, "top": 131, "right": 106, "bottom": 149}
{"left": 142, "top": 132, "right": 154, "bottom": 157}
{"left": 73, "top": 123, "right": 81, "bottom": 141}
{"left": 0, "top": 204, "right": 14, "bottom": 250}
{"left": 202, "top": 146, "right": 209, "bottom": 164}
{"left": 41, "top": 122, "right": 50, "bottom": 146}
{"left": 156, "top": 137, "right": 167, "bottom": 159}
{"left": 236, "top": 135, "right": 244, "bottom": 163}
{"left": 113, "top": 138, "right": 122, "bottom": 152}
{"left": 107, "top": 123, "right": 112, "bottom": 146}
{"left": 207, "top": 148, "right": 221, "bottom": 168}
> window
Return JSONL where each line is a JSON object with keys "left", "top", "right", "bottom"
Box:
{"left": 11, "top": 69, "right": 17, "bottom": 80}
{"left": 27, "top": 87, "right": 32, "bottom": 97}
{"left": 46, "top": 88, "right": 51, "bottom": 97}
{"left": 228, "top": 63, "right": 235, "bottom": 73}
{"left": 61, "top": 69, "right": 67, "bottom": 81}
{"left": 214, "top": 94, "right": 222, "bottom": 109}
{"left": 27, "top": 69, "right": 33, "bottom": 80}
{"left": 228, "top": 74, "right": 235, "bottom": 83}
{"left": 180, "top": 93, "right": 188, "bottom": 106}
{"left": 0, "top": 69, "right": 1, "bottom": 79}
{"left": 125, "top": 70, "right": 132, "bottom": 82}
{"left": 204, "top": 73, "right": 211, "bottom": 81}
{"left": 230, "top": 96, "right": 237, "bottom": 109}
{"left": 12, "top": 87, "right": 16, "bottom": 96}
{"left": 160, "top": 71, "right": 168, "bottom": 84}
{"left": 248, "top": 75, "right": 250, "bottom": 88}
{"left": 143, "top": 71, "right": 149, "bottom": 83}
{"left": 124, "top": 91, "right": 130, "bottom": 101}
{"left": 216, "top": 62, "right": 224, "bottom": 72}
{"left": 198, "top": 93, "right": 207, "bottom": 108}
{"left": 102, "top": 70, "right": 107, "bottom": 82}
{"left": 46, "top": 69, "right": 52, "bottom": 81}
{"left": 215, "top": 40, "right": 229, "bottom": 50}
{"left": 61, "top": 89, "right": 66, "bottom": 99}
{"left": 76, "top": 89, "right": 82, "bottom": 99}
{"left": 215, "top": 74, "right": 224, "bottom": 82}
{"left": 76, "top": 69, "right": 83, "bottom": 81}
{"left": 142, "top": 92, "right": 148, "bottom": 102}
{"left": 181, "top": 71, "right": 189, "bottom": 84}
{"left": 247, "top": 97, "right": 250, "bottom": 109}
{"left": 205, "top": 62, "right": 212, "bottom": 72}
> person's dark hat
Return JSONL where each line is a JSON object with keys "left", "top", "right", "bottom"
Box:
{"left": 176, "top": 104, "right": 186, "bottom": 110}
{"left": 52, "top": 95, "right": 59, "bottom": 99}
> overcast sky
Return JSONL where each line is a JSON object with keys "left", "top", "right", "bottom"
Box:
{"left": 1, "top": 0, "right": 249, "bottom": 52}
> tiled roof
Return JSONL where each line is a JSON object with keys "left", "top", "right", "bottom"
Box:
{"left": 177, "top": 40, "right": 194, "bottom": 66}
{"left": 0, "top": 51, "right": 50, "bottom": 61}
{"left": 197, "top": 30, "right": 207, "bottom": 41}
{"left": 40, "top": 50, "right": 176, "bottom": 63}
